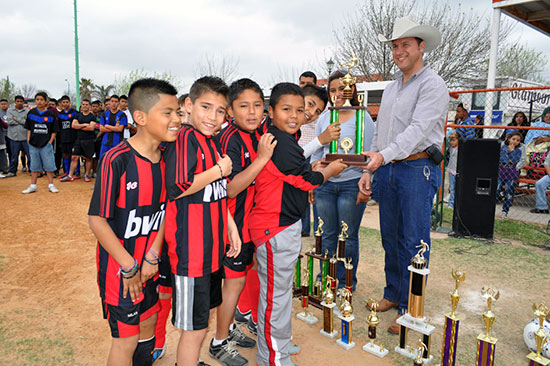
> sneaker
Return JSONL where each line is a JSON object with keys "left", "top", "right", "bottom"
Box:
{"left": 73, "top": 175, "right": 81, "bottom": 180}
{"left": 234, "top": 308, "right": 251, "bottom": 324}
{"left": 443, "top": 194, "right": 450, "bottom": 203}
{"left": 84, "top": 174, "right": 91, "bottom": 182}
{"left": 247, "top": 317, "right": 257, "bottom": 336}
{"left": 49, "top": 184, "right": 59, "bottom": 193}
{"left": 0, "top": 173, "right": 5, "bottom": 178}
{"left": 21, "top": 167, "right": 27, "bottom": 172}
{"left": 500, "top": 210, "right": 508, "bottom": 217}
{"left": 208, "top": 339, "right": 248, "bottom": 366}
{"left": 228, "top": 325, "right": 256, "bottom": 348}
{"left": 289, "top": 343, "right": 301, "bottom": 356}
{"left": 530, "top": 208, "right": 549, "bottom": 214}
{"left": 60, "top": 175, "right": 75, "bottom": 182}
{"left": 59, "top": 173, "right": 68, "bottom": 179}
{"left": 38, "top": 172, "right": 45, "bottom": 178}
{"left": 22, "top": 185, "right": 37, "bottom": 194}
{"left": 4, "top": 172, "right": 15, "bottom": 178}
{"left": 198, "top": 361, "right": 212, "bottom": 366}
{"left": 152, "top": 344, "right": 166, "bottom": 363}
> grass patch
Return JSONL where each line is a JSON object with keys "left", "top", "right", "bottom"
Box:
{"left": 0, "top": 309, "right": 77, "bottom": 366}
{"left": 438, "top": 205, "right": 550, "bottom": 247}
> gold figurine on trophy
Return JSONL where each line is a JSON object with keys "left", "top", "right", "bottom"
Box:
{"left": 362, "top": 299, "right": 388, "bottom": 357}
{"left": 441, "top": 269, "right": 466, "bottom": 366}
{"left": 527, "top": 302, "right": 550, "bottom": 366}
{"left": 475, "top": 287, "right": 500, "bottom": 366}
{"left": 296, "top": 268, "right": 318, "bottom": 325}
{"left": 414, "top": 340, "right": 428, "bottom": 365}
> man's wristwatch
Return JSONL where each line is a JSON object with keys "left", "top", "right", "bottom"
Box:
{"left": 362, "top": 169, "right": 373, "bottom": 175}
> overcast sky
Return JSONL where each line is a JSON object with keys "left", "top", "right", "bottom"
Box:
{"left": 1, "top": 0, "right": 549, "bottom": 98}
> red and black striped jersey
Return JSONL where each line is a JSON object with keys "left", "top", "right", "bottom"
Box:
{"left": 216, "top": 122, "right": 261, "bottom": 244}
{"left": 249, "top": 124, "right": 324, "bottom": 246}
{"left": 164, "top": 125, "right": 228, "bottom": 277}
{"left": 88, "top": 141, "right": 166, "bottom": 307}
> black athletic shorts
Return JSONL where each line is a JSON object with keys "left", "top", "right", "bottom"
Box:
{"left": 223, "top": 241, "right": 254, "bottom": 279}
{"left": 60, "top": 142, "right": 75, "bottom": 155}
{"left": 72, "top": 139, "right": 95, "bottom": 159}
{"left": 171, "top": 269, "right": 223, "bottom": 331}
{"left": 102, "top": 278, "right": 159, "bottom": 338}
{"left": 158, "top": 242, "right": 172, "bottom": 288}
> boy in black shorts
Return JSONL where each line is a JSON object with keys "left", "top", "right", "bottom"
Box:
{"left": 211, "top": 79, "right": 277, "bottom": 365}
{"left": 57, "top": 95, "right": 78, "bottom": 178}
{"left": 61, "top": 99, "right": 96, "bottom": 182}
{"left": 88, "top": 78, "right": 181, "bottom": 366}
{"left": 164, "top": 76, "right": 241, "bottom": 366}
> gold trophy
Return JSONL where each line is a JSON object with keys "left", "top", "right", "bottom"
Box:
{"left": 362, "top": 299, "right": 389, "bottom": 357}
{"left": 395, "top": 240, "right": 435, "bottom": 363}
{"left": 336, "top": 290, "right": 355, "bottom": 350}
{"left": 322, "top": 56, "right": 369, "bottom": 167}
{"left": 527, "top": 302, "right": 550, "bottom": 366}
{"left": 337, "top": 221, "right": 348, "bottom": 259}
{"left": 475, "top": 287, "right": 500, "bottom": 366}
{"left": 414, "top": 340, "right": 428, "bottom": 365}
{"left": 441, "top": 269, "right": 466, "bottom": 366}
{"left": 320, "top": 275, "right": 338, "bottom": 338}
{"left": 314, "top": 217, "right": 324, "bottom": 254}
{"left": 296, "top": 268, "right": 318, "bottom": 325}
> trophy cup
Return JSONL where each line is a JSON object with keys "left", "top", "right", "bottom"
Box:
{"left": 363, "top": 299, "right": 389, "bottom": 357}
{"left": 323, "top": 56, "right": 369, "bottom": 167}
{"left": 441, "top": 269, "right": 466, "bottom": 366}
{"left": 475, "top": 287, "right": 500, "bottom": 366}
{"left": 336, "top": 291, "right": 355, "bottom": 350}
{"left": 414, "top": 340, "right": 429, "bottom": 365}
{"left": 527, "top": 303, "right": 550, "bottom": 366}
{"left": 296, "top": 268, "right": 318, "bottom": 325}
{"left": 320, "top": 275, "right": 338, "bottom": 338}
{"left": 395, "top": 240, "right": 435, "bottom": 364}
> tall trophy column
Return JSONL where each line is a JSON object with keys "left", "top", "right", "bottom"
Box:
{"left": 336, "top": 291, "right": 355, "bottom": 350}
{"left": 441, "top": 269, "right": 466, "bottom": 366}
{"left": 526, "top": 303, "right": 550, "bottom": 366}
{"left": 320, "top": 276, "right": 338, "bottom": 338}
{"left": 475, "top": 287, "right": 500, "bottom": 366}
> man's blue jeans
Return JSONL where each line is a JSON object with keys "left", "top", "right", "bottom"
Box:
{"left": 535, "top": 175, "right": 550, "bottom": 210}
{"left": 315, "top": 178, "right": 366, "bottom": 290}
{"left": 373, "top": 159, "right": 440, "bottom": 314}
{"left": 9, "top": 139, "right": 30, "bottom": 175}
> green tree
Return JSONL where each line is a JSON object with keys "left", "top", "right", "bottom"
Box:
{"left": 79, "top": 78, "right": 96, "bottom": 100}
{"left": 0, "top": 77, "right": 17, "bottom": 100}
{"left": 497, "top": 43, "right": 548, "bottom": 83}
{"left": 93, "top": 84, "right": 115, "bottom": 101}
{"left": 113, "top": 69, "right": 183, "bottom": 96}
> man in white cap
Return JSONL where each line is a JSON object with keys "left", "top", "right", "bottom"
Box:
{"left": 358, "top": 16, "right": 449, "bottom": 333}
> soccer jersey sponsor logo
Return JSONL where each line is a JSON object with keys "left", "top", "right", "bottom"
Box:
{"left": 124, "top": 204, "right": 166, "bottom": 239}
{"left": 33, "top": 123, "right": 48, "bottom": 134}
{"left": 203, "top": 179, "right": 227, "bottom": 202}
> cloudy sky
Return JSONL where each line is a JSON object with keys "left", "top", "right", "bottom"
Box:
{"left": 1, "top": 0, "right": 549, "bottom": 97}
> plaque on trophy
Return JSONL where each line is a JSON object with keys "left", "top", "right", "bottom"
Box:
{"left": 296, "top": 268, "right": 318, "bottom": 325}
{"left": 476, "top": 287, "right": 500, "bottom": 366}
{"left": 527, "top": 303, "right": 550, "bottom": 366}
{"left": 362, "top": 299, "right": 388, "bottom": 357}
{"left": 336, "top": 291, "right": 355, "bottom": 350}
{"left": 322, "top": 56, "right": 369, "bottom": 167}
{"left": 441, "top": 269, "right": 466, "bottom": 366}
{"left": 320, "top": 276, "right": 338, "bottom": 338}
{"left": 395, "top": 240, "right": 435, "bottom": 364}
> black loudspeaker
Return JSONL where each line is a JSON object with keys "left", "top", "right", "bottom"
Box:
{"left": 452, "top": 139, "right": 500, "bottom": 238}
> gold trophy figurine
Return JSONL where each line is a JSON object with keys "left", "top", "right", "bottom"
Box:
{"left": 337, "top": 221, "right": 349, "bottom": 261}
{"left": 414, "top": 340, "right": 428, "bottom": 365}
{"left": 320, "top": 275, "right": 338, "bottom": 338}
{"left": 296, "top": 268, "right": 318, "bottom": 325}
{"left": 336, "top": 290, "right": 356, "bottom": 350}
{"left": 527, "top": 302, "right": 550, "bottom": 366}
{"left": 362, "top": 299, "right": 389, "bottom": 357}
{"left": 475, "top": 287, "right": 500, "bottom": 366}
{"left": 339, "top": 57, "right": 358, "bottom": 107}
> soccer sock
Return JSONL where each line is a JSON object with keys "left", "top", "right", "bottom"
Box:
{"left": 237, "top": 272, "right": 254, "bottom": 315}
{"left": 63, "top": 157, "right": 70, "bottom": 174}
{"left": 247, "top": 269, "right": 260, "bottom": 323}
{"left": 154, "top": 296, "right": 172, "bottom": 349}
{"left": 212, "top": 337, "right": 227, "bottom": 346}
{"left": 132, "top": 336, "right": 155, "bottom": 366}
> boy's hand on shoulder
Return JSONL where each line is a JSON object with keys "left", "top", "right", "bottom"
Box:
{"left": 318, "top": 123, "right": 341, "bottom": 145}
{"left": 217, "top": 154, "right": 233, "bottom": 178}
{"left": 140, "top": 261, "right": 158, "bottom": 283}
{"left": 257, "top": 133, "right": 277, "bottom": 163}
{"left": 325, "top": 159, "right": 348, "bottom": 177}
{"left": 123, "top": 271, "right": 142, "bottom": 302}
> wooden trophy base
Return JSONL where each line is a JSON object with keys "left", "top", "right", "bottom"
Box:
{"left": 321, "top": 153, "right": 369, "bottom": 168}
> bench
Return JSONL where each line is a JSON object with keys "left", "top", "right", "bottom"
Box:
{"left": 515, "top": 165, "right": 546, "bottom": 195}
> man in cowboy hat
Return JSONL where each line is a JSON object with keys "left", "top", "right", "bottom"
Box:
{"left": 358, "top": 16, "right": 449, "bottom": 333}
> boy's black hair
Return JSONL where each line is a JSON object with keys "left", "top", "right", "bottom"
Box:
{"left": 14, "top": 95, "right": 24, "bottom": 102}
{"left": 457, "top": 102, "right": 468, "bottom": 112}
{"left": 60, "top": 95, "right": 70, "bottom": 102}
{"left": 302, "top": 84, "right": 328, "bottom": 110}
{"left": 128, "top": 78, "right": 178, "bottom": 115}
{"left": 110, "top": 94, "right": 119, "bottom": 101}
{"left": 49, "top": 97, "right": 57, "bottom": 104}
{"left": 269, "top": 82, "right": 304, "bottom": 109}
{"left": 91, "top": 100, "right": 101, "bottom": 106}
{"left": 120, "top": 95, "right": 128, "bottom": 100}
{"left": 507, "top": 131, "right": 522, "bottom": 139}
{"left": 189, "top": 76, "right": 228, "bottom": 103}
{"left": 35, "top": 91, "right": 48, "bottom": 100}
{"left": 178, "top": 93, "right": 189, "bottom": 106}
{"left": 104, "top": 98, "right": 110, "bottom": 103}
{"left": 0, "top": 98, "right": 8, "bottom": 103}
{"left": 81, "top": 98, "right": 91, "bottom": 104}
{"left": 228, "top": 78, "right": 264, "bottom": 107}
{"left": 299, "top": 71, "right": 317, "bottom": 84}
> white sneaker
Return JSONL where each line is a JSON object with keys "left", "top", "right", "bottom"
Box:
{"left": 22, "top": 184, "right": 37, "bottom": 194}
{"left": 0, "top": 173, "right": 6, "bottom": 178}
{"left": 500, "top": 210, "right": 507, "bottom": 217}
{"left": 443, "top": 194, "right": 450, "bottom": 203}
{"left": 48, "top": 184, "right": 59, "bottom": 193}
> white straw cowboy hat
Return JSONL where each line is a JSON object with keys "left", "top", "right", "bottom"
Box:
{"left": 378, "top": 16, "right": 441, "bottom": 52}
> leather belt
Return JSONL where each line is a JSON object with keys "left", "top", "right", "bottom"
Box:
{"left": 393, "top": 152, "right": 428, "bottom": 162}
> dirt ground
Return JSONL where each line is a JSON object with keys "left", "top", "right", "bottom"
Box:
{"left": 1, "top": 173, "right": 549, "bottom": 366}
